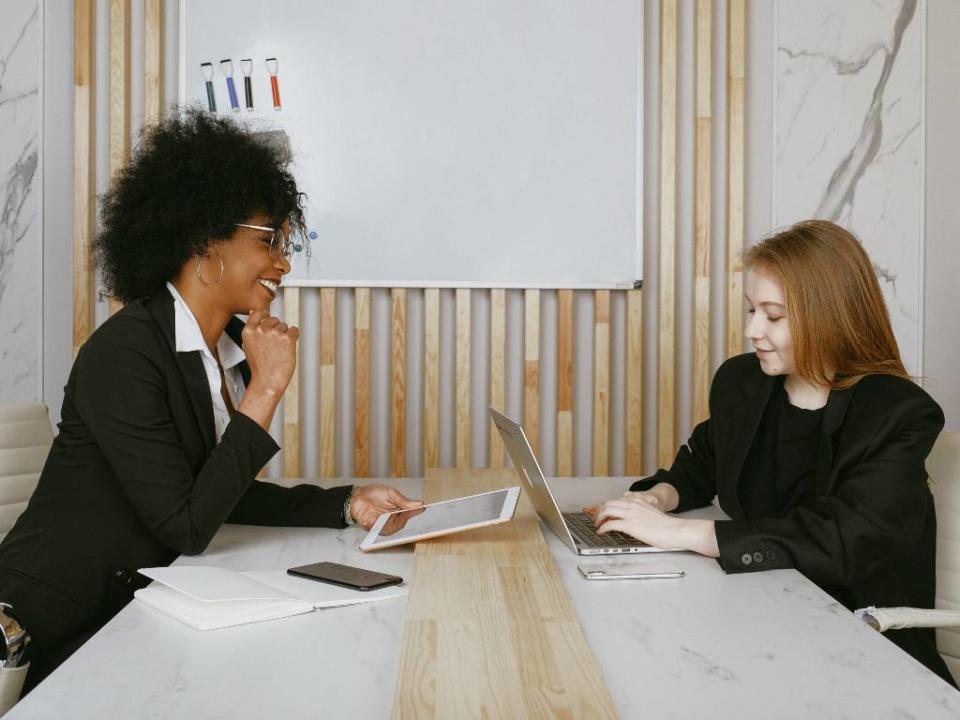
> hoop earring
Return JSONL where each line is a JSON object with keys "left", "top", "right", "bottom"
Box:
{"left": 196, "top": 253, "right": 224, "bottom": 286}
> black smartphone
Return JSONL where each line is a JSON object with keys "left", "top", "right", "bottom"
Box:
{"left": 286, "top": 561, "right": 403, "bottom": 592}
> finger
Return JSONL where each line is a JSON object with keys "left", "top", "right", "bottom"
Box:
{"left": 582, "top": 505, "right": 598, "bottom": 517}
{"left": 597, "top": 519, "right": 631, "bottom": 536}
{"left": 246, "top": 309, "right": 265, "bottom": 328}
{"left": 275, "top": 322, "right": 288, "bottom": 333}
{"left": 259, "top": 317, "right": 281, "bottom": 330}
{"left": 287, "top": 326, "right": 300, "bottom": 342}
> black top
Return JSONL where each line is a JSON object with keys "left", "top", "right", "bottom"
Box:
{"left": 738, "top": 377, "right": 823, "bottom": 519}
{"left": 628, "top": 353, "right": 954, "bottom": 687}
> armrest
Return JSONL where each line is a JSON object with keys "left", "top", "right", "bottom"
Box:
{"left": 855, "top": 606, "right": 960, "bottom": 632}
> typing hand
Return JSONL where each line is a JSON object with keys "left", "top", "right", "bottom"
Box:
{"left": 592, "top": 498, "right": 684, "bottom": 549}
{"left": 349, "top": 484, "right": 423, "bottom": 530}
{"left": 582, "top": 489, "right": 661, "bottom": 518}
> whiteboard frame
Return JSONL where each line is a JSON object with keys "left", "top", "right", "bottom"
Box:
{"left": 178, "top": 0, "right": 644, "bottom": 290}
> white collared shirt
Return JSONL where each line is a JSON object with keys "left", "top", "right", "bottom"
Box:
{"left": 166, "top": 282, "right": 247, "bottom": 443}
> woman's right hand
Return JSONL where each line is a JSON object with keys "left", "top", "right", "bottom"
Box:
{"left": 237, "top": 309, "right": 300, "bottom": 430}
{"left": 583, "top": 482, "right": 679, "bottom": 518}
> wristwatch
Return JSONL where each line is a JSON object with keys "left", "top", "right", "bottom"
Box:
{"left": 0, "top": 604, "right": 30, "bottom": 668}
{"left": 342, "top": 485, "right": 357, "bottom": 527}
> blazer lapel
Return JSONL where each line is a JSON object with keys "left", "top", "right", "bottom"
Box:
{"left": 717, "top": 370, "right": 775, "bottom": 518}
{"left": 815, "top": 384, "right": 854, "bottom": 496}
{"left": 144, "top": 291, "right": 216, "bottom": 455}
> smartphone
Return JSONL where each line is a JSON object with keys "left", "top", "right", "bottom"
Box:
{"left": 577, "top": 561, "right": 684, "bottom": 580}
{"left": 287, "top": 561, "right": 403, "bottom": 591}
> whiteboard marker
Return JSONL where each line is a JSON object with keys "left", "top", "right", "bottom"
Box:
{"left": 240, "top": 58, "right": 254, "bottom": 111}
{"left": 200, "top": 62, "right": 216, "bottom": 112}
{"left": 266, "top": 57, "right": 282, "bottom": 111}
{"left": 220, "top": 59, "right": 240, "bottom": 112}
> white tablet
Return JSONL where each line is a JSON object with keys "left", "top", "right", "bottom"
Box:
{"left": 359, "top": 487, "right": 521, "bottom": 552}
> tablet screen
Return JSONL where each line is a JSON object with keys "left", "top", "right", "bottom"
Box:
{"left": 362, "top": 488, "right": 517, "bottom": 550}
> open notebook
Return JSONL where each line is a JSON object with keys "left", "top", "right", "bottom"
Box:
{"left": 135, "top": 566, "right": 407, "bottom": 631}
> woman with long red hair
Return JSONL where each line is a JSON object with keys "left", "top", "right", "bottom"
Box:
{"left": 590, "top": 220, "right": 953, "bottom": 685}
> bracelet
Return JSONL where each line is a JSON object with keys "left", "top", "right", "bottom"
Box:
{"left": 342, "top": 485, "right": 357, "bottom": 526}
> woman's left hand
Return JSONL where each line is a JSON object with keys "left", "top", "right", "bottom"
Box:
{"left": 348, "top": 484, "right": 423, "bottom": 530}
{"left": 593, "top": 499, "right": 719, "bottom": 557}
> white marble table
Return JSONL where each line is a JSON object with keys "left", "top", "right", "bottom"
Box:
{"left": 8, "top": 477, "right": 960, "bottom": 719}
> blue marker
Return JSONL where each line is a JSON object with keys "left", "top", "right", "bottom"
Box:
{"left": 220, "top": 59, "right": 240, "bottom": 112}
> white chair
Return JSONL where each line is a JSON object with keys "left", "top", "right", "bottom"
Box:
{"left": 856, "top": 431, "right": 960, "bottom": 685}
{"left": 0, "top": 402, "right": 52, "bottom": 714}
{"left": 0, "top": 403, "right": 53, "bottom": 543}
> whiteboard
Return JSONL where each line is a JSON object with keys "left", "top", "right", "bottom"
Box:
{"left": 180, "top": 0, "right": 643, "bottom": 288}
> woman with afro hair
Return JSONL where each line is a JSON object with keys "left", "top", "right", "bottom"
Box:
{"left": 0, "top": 109, "right": 420, "bottom": 692}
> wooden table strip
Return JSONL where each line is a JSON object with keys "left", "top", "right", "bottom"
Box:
{"left": 393, "top": 469, "right": 618, "bottom": 719}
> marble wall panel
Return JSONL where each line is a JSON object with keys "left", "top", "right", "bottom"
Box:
{"left": 774, "top": 0, "right": 923, "bottom": 374}
{"left": 0, "top": 0, "right": 41, "bottom": 402}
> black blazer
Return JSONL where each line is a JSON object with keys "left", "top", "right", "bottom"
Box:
{"left": 0, "top": 288, "right": 351, "bottom": 663}
{"left": 631, "top": 353, "right": 953, "bottom": 685}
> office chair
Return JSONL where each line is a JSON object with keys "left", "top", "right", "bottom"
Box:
{"left": 856, "top": 431, "right": 960, "bottom": 685}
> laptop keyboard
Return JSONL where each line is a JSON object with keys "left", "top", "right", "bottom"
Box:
{"left": 563, "top": 511, "right": 640, "bottom": 548}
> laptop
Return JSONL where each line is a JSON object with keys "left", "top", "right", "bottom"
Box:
{"left": 489, "top": 407, "right": 675, "bottom": 555}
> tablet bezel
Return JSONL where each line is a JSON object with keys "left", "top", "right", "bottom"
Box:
{"left": 359, "top": 486, "right": 521, "bottom": 552}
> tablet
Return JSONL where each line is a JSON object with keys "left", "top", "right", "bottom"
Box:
{"left": 359, "top": 487, "right": 521, "bottom": 551}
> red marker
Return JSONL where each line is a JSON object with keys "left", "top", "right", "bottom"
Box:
{"left": 266, "top": 57, "right": 281, "bottom": 111}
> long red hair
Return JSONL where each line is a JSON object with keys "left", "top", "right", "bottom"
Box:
{"left": 744, "top": 220, "right": 909, "bottom": 389}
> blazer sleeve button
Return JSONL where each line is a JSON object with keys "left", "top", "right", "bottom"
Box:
{"left": 114, "top": 569, "right": 132, "bottom": 585}
{"left": 753, "top": 552, "right": 764, "bottom": 564}
{"left": 766, "top": 550, "right": 777, "bottom": 561}
{"left": 740, "top": 553, "right": 752, "bottom": 566}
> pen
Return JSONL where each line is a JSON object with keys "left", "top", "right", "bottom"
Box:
{"left": 240, "top": 58, "right": 254, "bottom": 111}
{"left": 221, "top": 59, "right": 240, "bottom": 112}
{"left": 200, "top": 63, "right": 216, "bottom": 112}
{"left": 266, "top": 57, "right": 282, "bottom": 111}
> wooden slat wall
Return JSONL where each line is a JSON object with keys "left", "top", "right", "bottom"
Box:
{"left": 354, "top": 288, "right": 371, "bottom": 477}
{"left": 107, "top": 0, "right": 129, "bottom": 317}
{"left": 727, "top": 0, "right": 747, "bottom": 359}
{"left": 692, "top": 0, "right": 712, "bottom": 426}
{"left": 390, "top": 289, "right": 407, "bottom": 477}
{"left": 283, "top": 288, "right": 301, "bottom": 477}
{"left": 73, "top": 0, "right": 95, "bottom": 358}
{"left": 658, "top": 0, "right": 679, "bottom": 469}
{"left": 75, "top": 2, "right": 747, "bottom": 481}
{"left": 455, "top": 289, "right": 470, "bottom": 468}
{"left": 556, "top": 289, "right": 574, "bottom": 476}
{"left": 319, "top": 288, "right": 337, "bottom": 477}
{"left": 592, "top": 291, "right": 610, "bottom": 476}
{"left": 488, "top": 289, "right": 506, "bottom": 468}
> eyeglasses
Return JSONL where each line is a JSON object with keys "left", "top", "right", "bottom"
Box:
{"left": 234, "top": 223, "right": 296, "bottom": 259}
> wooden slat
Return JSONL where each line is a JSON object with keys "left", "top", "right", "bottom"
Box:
{"left": 73, "top": 0, "right": 95, "bottom": 357}
{"left": 488, "top": 289, "right": 506, "bottom": 468}
{"left": 658, "top": 0, "right": 678, "bottom": 469}
{"left": 143, "top": 0, "right": 163, "bottom": 125}
{"left": 625, "top": 290, "right": 643, "bottom": 475}
{"left": 107, "top": 0, "right": 129, "bottom": 317}
{"left": 455, "top": 289, "right": 470, "bottom": 469}
{"left": 393, "top": 469, "right": 618, "bottom": 718}
{"left": 727, "top": 0, "right": 746, "bottom": 359}
{"left": 391, "top": 289, "right": 407, "bottom": 477}
{"left": 354, "top": 288, "right": 370, "bottom": 477}
{"left": 319, "top": 288, "right": 337, "bottom": 477}
{"left": 592, "top": 291, "right": 610, "bottom": 475}
{"left": 423, "top": 289, "right": 440, "bottom": 469}
{"left": 556, "top": 289, "right": 574, "bottom": 476}
{"left": 693, "top": 0, "right": 712, "bottom": 425}
{"left": 282, "top": 288, "right": 300, "bottom": 477}
{"left": 523, "top": 290, "right": 540, "bottom": 455}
